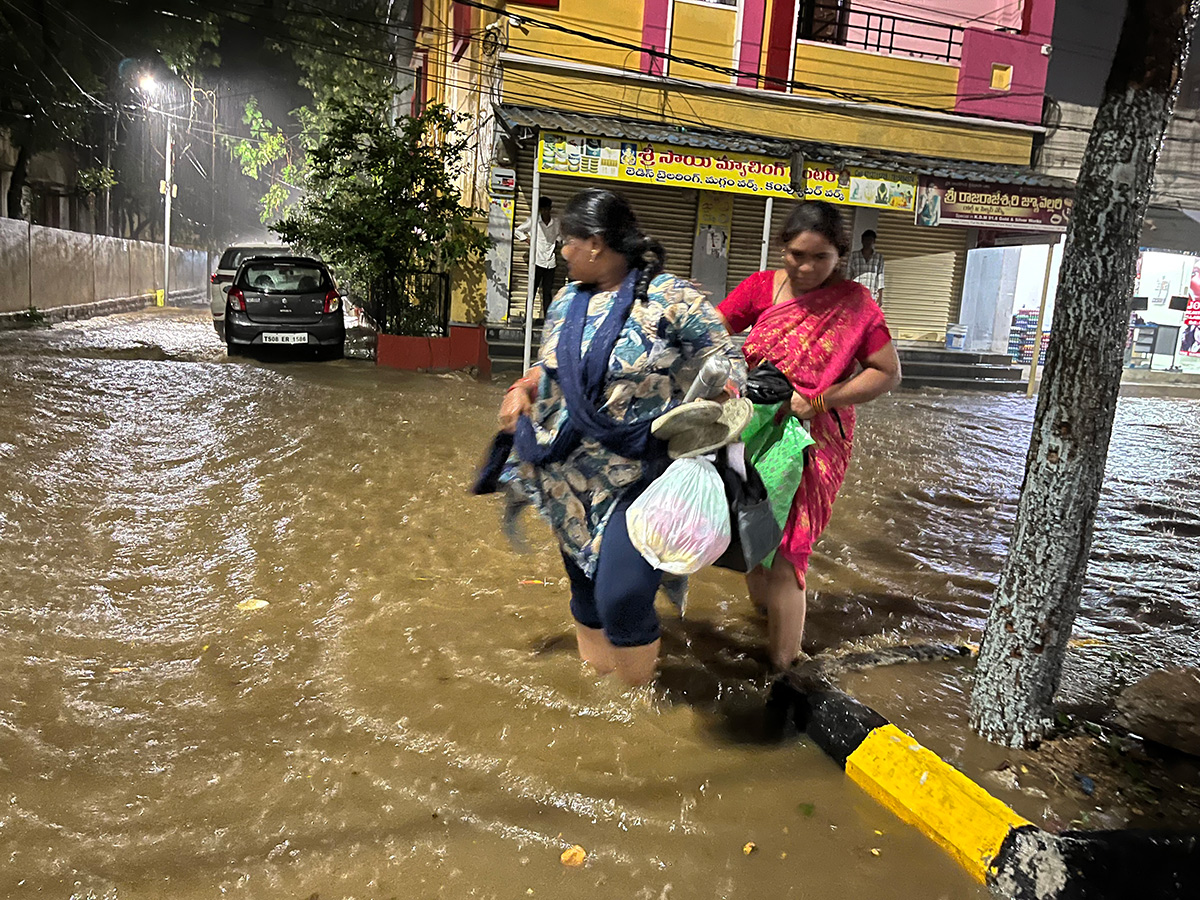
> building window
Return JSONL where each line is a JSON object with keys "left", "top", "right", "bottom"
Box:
{"left": 797, "top": 0, "right": 964, "bottom": 63}
{"left": 411, "top": 53, "right": 427, "bottom": 117}
{"left": 990, "top": 63, "right": 1013, "bottom": 91}
{"left": 452, "top": 1, "right": 471, "bottom": 60}
{"left": 799, "top": 0, "right": 848, "bottom": 44}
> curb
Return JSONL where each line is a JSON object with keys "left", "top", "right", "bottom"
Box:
{"left": 776, "top": 658, "right": 1200, "bottom": 898}
{"left": 0, "top": 290, "right": 208, "bottom": 331}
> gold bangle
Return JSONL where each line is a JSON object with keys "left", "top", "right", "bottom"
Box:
{"left": 812, "top": 394, "right": 827, "bottom": 414}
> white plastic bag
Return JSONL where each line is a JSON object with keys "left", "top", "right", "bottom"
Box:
{"left": 625, "top": 457, "right": 731, "bottom": 575}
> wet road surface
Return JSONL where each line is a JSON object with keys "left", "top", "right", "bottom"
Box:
{"left": 1, "top": 307, "right": 1196, "bottom": 898}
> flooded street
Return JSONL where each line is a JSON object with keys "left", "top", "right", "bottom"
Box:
{"left": 1, "top": 308, "right": 1197, "bottom": 899}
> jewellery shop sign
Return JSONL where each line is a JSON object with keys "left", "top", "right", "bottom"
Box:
{"left": 915, "top": 177, "right": 1074, "bottom": 232}
{"left": 537, "top": 131, "right": 798, "bottom": 199}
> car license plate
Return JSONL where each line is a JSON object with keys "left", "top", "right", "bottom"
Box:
{"left": 262, "top": 332, "right": 307, "bottom": 345}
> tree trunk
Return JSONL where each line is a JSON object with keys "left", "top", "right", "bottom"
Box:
{"left": 6, "top": 143, "right": 30, "bottom": 220}
{"left": 969, "top": 0, "right": 1200, "bottom": 748}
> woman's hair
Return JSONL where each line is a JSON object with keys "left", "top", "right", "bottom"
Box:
{"left": 560, "top": 188, "right": 666, "bottom": 302}
{"left": 779, "top": 200, "right": 851, "bottom": 257}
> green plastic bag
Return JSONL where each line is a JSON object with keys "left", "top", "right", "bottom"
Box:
{"left": 739, "top": 403, "right": 815, "bottom": 565}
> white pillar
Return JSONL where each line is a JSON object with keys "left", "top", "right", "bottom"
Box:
{"left": 522, "top": 162, "right": 541, "bottom": 372}
{"left": 1026, "top": 244, "right": 1055, "bottom": 398}
{"left": 162, "top": 123, "right": 173, "bottom": 306}
{"left": 760, "top": 196, "right": 774, "bottom": 270}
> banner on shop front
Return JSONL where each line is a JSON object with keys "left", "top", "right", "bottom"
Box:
{"left": 802, "top": 165, "right": 916, "bottom": 211}
{"left": 915, "top": 177, "right": 1073, "bottom": 231}
{"left": 537, "top": 132, "right": 798, "bottom": 198}
{"left": 1183, "top": 263, "right": 1200, "bottom": 357}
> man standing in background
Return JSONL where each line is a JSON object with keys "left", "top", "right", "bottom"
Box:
{"left": 515, "top": 197, "right": 561, "bottom": 313}
{"left": 848, "top": 229, "right": 885, "bottom": 302}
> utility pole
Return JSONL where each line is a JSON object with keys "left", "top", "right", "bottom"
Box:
{"left": 970, "top": 0, "right": 1200, "bottom": 748}
{"left": 162, "top": 121, "right": 173, "bottom": 306}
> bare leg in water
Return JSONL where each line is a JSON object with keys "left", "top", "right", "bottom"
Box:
{"left": 575, "top": 624, "right": 661, "bottom": 686}
{"left": 746, "top": 558, "right": 807, "bottom": 671}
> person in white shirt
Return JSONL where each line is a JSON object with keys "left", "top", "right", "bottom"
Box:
{"left": 515, "top": 197, "right": 562, "bottom": 312}
{"left": 847, "top": 229, "right": 885, "bottom": 301}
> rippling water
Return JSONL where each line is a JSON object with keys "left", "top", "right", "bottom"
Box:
{"left": 1, "top": 308, "right": 1196, "bottom": 898}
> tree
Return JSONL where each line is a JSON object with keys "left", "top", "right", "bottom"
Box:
{"left": 228, "top": 0, "right": 406, "bottom": 224}
{"left": 0, "top": 0, "right": 219, "bottom": 225}
{"left": 969, "top": 0, "right": 1200, "bottom": 748}
{"left": 272, "top": 99, "right": 488, "bottom": 334}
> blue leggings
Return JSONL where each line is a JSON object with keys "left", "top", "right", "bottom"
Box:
{"left": 562, "top": 491, "right": 663, "bottom": 648}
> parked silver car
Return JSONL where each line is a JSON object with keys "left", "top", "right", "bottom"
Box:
{"left": 209, "top": 242, "right": 291, "bottom": 337}
{"left": 224, "top": 256, "right": 345, "bottom": 357}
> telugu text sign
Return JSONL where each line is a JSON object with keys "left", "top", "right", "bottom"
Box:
{"left": 537, "top": 133, "right": 797, "bottom": 198}
{"left": 915, "top": 177, "right": 1073, "bottom": 232}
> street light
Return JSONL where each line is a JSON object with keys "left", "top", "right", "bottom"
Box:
{"left": 138, "top": 72, "right": 173, "bottom": 306}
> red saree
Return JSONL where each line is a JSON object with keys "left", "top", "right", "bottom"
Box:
{"left": 717, "top": 271, "right": 892, "bottom": 582}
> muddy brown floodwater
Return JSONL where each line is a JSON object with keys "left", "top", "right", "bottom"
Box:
{"left": 1, "top": 308, "right": 1197, "bottom": 899}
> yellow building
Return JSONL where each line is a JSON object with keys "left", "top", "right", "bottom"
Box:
{"left": 417, "top": 0, "right": 1069, "bottom": 347}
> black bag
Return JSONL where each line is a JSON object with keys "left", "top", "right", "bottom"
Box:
{"left": 711, "top": 445, "right": 783, "bottom": 573}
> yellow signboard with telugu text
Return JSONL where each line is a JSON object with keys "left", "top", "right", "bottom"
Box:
{"left": 537, "top": 132, "right": 797, "bottom": 199}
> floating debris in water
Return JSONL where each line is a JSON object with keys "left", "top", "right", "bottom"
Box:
{"left": 560, "top": 845, "right": 586, "bottom": 867}
{"left": 236, "top": 599, "right": 269, "bottom": 611}
{"left": 742, "top": 842, "right": 757, "bottom": 855}
{"left": 797, "top": 803, "right": 815, "bottom": 817}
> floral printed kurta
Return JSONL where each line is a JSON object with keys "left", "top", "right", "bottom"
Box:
{"left": 508, "top": 273, "right": 746, "bottom": 576}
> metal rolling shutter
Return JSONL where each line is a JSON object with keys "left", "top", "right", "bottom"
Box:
{"left": 510, "top": 150, "right": 698, "bottom": 319}
{"left": 873, "top": 209, "right": 969, "bottom": 343}
{"left": 726, "top": 195, "right": 769, "bottom": 298}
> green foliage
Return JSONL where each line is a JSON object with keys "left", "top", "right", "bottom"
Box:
{"left": 272, "top": 101, "right": 488, "bottom": 334}
{"left": 75, "top": 166, "right": 118, "bottom": 197}
{"left": 234, "top": 0, "right": 401, "bottom": 225}
{"left": 230, "top": 98, "right": 304, "bottom": 223}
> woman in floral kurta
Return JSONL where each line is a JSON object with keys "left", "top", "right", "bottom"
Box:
{"left": 497, "top": 189, "right": 745, "bottom": 685}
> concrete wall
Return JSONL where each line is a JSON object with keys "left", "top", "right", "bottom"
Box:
{"left": 1039, "top": 102, "right": 1200, "bottom": 206}
{"left": 0, "top": 218, "right": 31, "bottom": 313}
{"left": 93, "top": 234, "right": 132, "bottom": 302}
{"left": 30, "top": 225, "right": 93, "bottom": 311}
{"left": 0, "top": 221, "right": 207, "bottom": 315}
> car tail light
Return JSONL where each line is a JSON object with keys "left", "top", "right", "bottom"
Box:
{"left": 211, "top": 273, "right": 232, "bottom": 284}
{"left": 229, "top": 287, "right": 246, "bottom": 311}
{"left": 323, "top": 290, "right": 340, "bottom": 313}
{"left": 210, "top": 273, "right": 219, "bottom": 284}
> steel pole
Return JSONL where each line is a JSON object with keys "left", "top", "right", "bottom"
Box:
{"left": 522, "top": 162, "right": 541, "bottom": 372}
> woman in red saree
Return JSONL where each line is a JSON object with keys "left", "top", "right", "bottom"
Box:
{"left": 716, "top": 202, "right": 902, "bottom": 670}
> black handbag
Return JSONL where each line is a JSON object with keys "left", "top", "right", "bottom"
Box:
{"left": 711, "top": 445, "right": 783, "bottom": 573}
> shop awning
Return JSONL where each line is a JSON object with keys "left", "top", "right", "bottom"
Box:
{"left": 497, "top": 105, "right": 1075, "bottom": 190}
{"left": 1140, "top": 206, "right": 1200, "bottom": 253}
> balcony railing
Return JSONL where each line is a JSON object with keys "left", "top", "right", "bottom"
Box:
{"left": 797, "top": 1, "right": 966, "bottom": 64}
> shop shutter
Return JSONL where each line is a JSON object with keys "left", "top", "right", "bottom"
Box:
{"left": 726, "top": 195, "right": 769, "bottom": 297}
{"left": 873, "top": 209, "right": 969, "bottom": 343}
{"left": 510, "top": 150, "right": 698, "bottom": 320}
